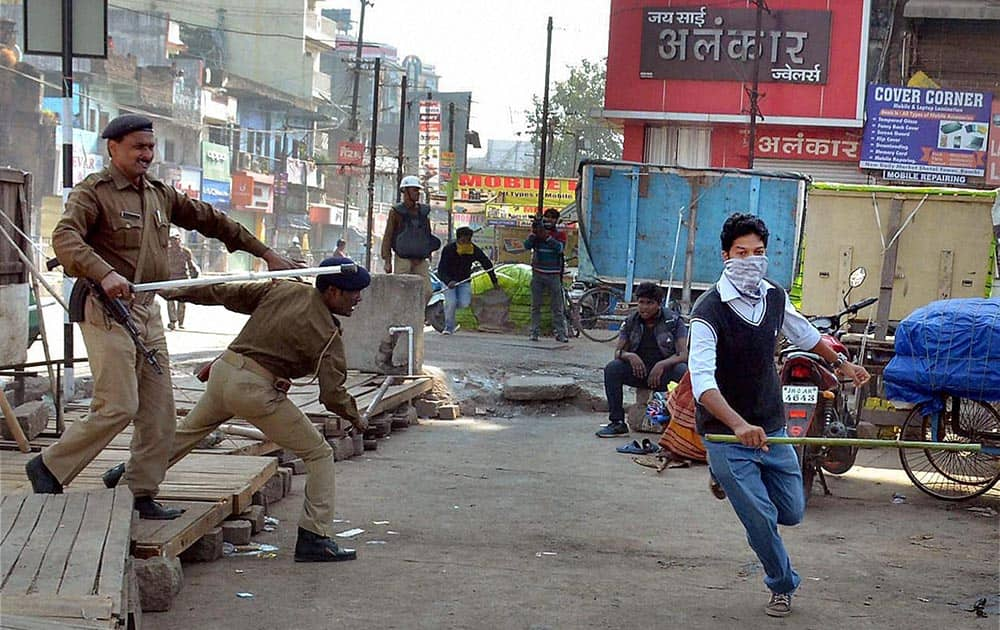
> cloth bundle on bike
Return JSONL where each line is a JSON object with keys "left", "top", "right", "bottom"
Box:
{"left": 884, "top": 298, "right": 1000, "bottom": 411}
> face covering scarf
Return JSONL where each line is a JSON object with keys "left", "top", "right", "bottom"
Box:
{"left": 456, "top": 243, "right": 474, "bottom": 255}
{"left": 724, "top": 255, "right": 768, "bottom": 301}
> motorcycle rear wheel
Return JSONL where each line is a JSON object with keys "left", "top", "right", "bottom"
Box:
{"left": 795, "top": 445, "right": 816, "bottom": 505}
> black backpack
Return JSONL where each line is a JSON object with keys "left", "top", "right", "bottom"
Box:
{"left": 393, "top": 204, "right": 441, "bottom": 259}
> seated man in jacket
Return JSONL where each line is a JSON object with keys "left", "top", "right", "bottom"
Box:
{"left": 106, "top": 257, "right": 370, "bottom": 562}
{"left": 436, "top": 226, "right": 499, "bottom": 334}
{"left": 596, "top": 282, "right": 689, "bottom": 438}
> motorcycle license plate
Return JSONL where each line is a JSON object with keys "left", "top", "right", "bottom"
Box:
{"left": 782, "top": 385, "right": 818, "bottom": 404}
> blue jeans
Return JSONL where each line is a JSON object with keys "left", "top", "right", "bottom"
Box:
{"left": 704, "top": 428, "right": 804, "bottom": 595}
{"left": 444, "top": 283, "right": 472, "bottom": 333}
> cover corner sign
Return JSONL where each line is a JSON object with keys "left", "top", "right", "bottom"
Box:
{"left": 860, "top": 84, "right": 992, "bottom": 177}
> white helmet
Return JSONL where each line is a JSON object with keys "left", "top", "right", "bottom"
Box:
{"left": 399, "top": 175, "right": 423, "bottom": 190}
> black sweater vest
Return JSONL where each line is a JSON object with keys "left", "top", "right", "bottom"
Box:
{"left": 692, "top": 285, "right": 786, "bottom": 435}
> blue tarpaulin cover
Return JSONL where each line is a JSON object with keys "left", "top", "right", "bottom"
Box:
{"left": 884, "top": 298, "right": 1000, "bottom": 411}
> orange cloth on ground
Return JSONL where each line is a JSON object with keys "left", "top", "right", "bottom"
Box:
{"left": 658, "top": 371, "right": 706, "bottom": 462}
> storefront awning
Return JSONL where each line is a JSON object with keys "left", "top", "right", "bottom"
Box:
{"left": 904, "top": 0, "right": 1000, "bottom": 20}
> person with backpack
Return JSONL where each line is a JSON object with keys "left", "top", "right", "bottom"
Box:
{"left": 381, "top": 176, "right": 441, "bottom": 300}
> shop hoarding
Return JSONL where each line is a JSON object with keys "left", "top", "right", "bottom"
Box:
{"left": 860, "top": 84, "right": 992, "bottom": 177}
{"left": 456, "top": 174, "right": 578, "bottom": 226}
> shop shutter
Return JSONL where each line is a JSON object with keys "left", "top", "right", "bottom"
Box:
{"left": 752, "top": 158, "right": 872, "bottom": 185}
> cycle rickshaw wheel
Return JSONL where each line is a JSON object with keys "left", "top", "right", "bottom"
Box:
{"left": 577, "top": 287, "right": 627, "bottom": 343}
{"left": 898, "top": 398, "right": 1000, "bottom": 501}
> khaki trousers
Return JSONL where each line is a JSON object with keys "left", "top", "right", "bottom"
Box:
{"left": 43, "top": 295, "right": 174, "bottom": 497}
{"left": 166, "top": 300, "right": 186, "bottom": 326}
{"left": 169, "top": 351, "right": 336, "bottom": 537}
{"left": 394, "top": 256, "right": 431, "bottom": 303}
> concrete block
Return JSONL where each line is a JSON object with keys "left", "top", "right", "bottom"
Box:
{"left": 340, "top": 273, "right": 425, "bottom": 374}
{"left": 240, "top": 505, "right": 266, "bottom": 535}
{"left": 352, "top": 433, "right": 364, "bottom": 456}
{"left": 502, "top": 376, "right": 580, "bottom": 401}
{"left": 391, "top": 404, "right": 416, "bottom": 429}
{"left": 278, "top": 467, "right": 293, "bottom": 496}
{"left": 179, "top": 527, "right": 223, "bottom": 563}
{"left": 281, "top": 458, "right": 307, "bottom": 475}
{"left": 331, "top": 436, "right": 355, "bottom": 461}
{"left": 3, "top": 375, "right": 50, "bottom": 404}
{"left": 134, "top": 556, "right": 183, "bottom": 612}
{"left": 437, "top": 404, "right": 459, "bottom": 420}
{"left": 2, "top": 400, "right": 48, "bottom": 440}
{"left": 414, "top": 398, "right": 439, "bottom": 418}
{"left": 253, "top": 473, "right": 285, "bottom": 506}
{"left": 221, "top": 520, "right": 252, "bottom": 546}
{"left": 0, "top": 284, "right": 28, "bottom": 367}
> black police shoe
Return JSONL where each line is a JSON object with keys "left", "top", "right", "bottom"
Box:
{"left": 134, "top": 496, "right": 186, "bottom": 520}
{"left": 25, "top": 455, "right": 63, "bottom": 494}
{"left": 295, "top": 527, "right": 357, "bottom": 562}
{"left": 103, "top": 463, "right": 126, "bottom": 488}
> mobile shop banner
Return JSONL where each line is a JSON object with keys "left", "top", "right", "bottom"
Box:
{"left": 860, "top": 84, "right": 992, "bottom": 177}
{"left": 457, "top": 173, "right": 577, "bottom": 207}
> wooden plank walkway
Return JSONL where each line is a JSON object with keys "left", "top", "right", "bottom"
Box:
{"left": 0, "top": 489, "right": 134, "bottom": 629}
{"left": 131, "top": 500, "right": 230, "bottom": 559}
{"left": 1, "top": 452, "right": 276, "bottom": 515}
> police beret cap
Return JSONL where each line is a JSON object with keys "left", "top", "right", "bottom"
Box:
{"left": 101, "top": 114, "right": 154, "bottom": 140}
{"left": 316, "top": 256, "right": 371, "bottom": 292}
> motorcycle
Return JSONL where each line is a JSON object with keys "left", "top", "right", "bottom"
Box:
{"left": 426, "top": 270, "right": 447, "bottom": 333}
{"left": 779, "top": 267, "right": 877, "bottom": 503}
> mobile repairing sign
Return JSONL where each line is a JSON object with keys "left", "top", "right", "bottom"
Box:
{"left": 860, "top": 84, "right": 992, "bottom": 177}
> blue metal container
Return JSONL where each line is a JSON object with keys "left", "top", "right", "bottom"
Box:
{"left": 577, "top": 161, "right": 808, "bottom": 301}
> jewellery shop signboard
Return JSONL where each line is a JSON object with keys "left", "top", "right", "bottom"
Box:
{"left": 639, "top": 5, "right": 831, "bottom": 84}
{"left": 860, "top": 84, "right": 992, "bottom": 185}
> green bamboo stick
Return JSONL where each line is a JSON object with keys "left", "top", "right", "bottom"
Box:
{"left": 704, "top": 434, "right": 983, "bottom": 453}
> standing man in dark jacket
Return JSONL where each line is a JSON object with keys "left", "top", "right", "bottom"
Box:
{"left": 166, "top": 228, "right": 199, "bottom": 330}
{"left": 381, "top": 175, "right": 441, "bottom": 301}
{"left": 596, "top": 282, "right": 688, "bottom": 437}
{"left": 689, "top": 213, "right": 869, "bottom": 617}
{"left": 437, "top": 226, "right": 499, "bottom": 335}
{"left": 524, "top": 208, "right": 567, "bottom": 342}
{"left": 25, "top": 114, "right": 300, "bottom": 520}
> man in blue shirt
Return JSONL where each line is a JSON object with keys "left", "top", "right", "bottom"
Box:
{"left": 524, "top": 208, "right": 567, "bottom": 342}
{"left": 689, "top": 213, "right": 869, "bottom": 618}
{"left": 596, "top": 282, "right": 688, "bottom": 437}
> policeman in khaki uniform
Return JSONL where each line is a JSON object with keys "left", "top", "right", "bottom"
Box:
{"left": 109, "top": 257, "right": 370, "bottom": 561}
{"left": 25, "top": 114, "right": 299, "bottom": 520}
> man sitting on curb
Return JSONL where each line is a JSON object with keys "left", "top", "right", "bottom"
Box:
{"left": 105, "top": 257, "right": 370, "bottom": 562}
{"left": 596, "top": 282, "right": 688, "bottom": 438}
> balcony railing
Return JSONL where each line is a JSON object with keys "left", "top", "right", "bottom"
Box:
{"left": 305, "top": 13, "right": 338, "bottom": 44}
{"left": 312, "top": 71, "right": 332, "bottom": 100}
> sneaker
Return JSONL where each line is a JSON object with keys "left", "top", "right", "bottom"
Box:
{"left": 441, "top": 329, "right": 452, "bottom": 335}
{"left": 556, "top": 334, "right": 568, "bottom": 343}
{"left": 595, "top": 421, "right": 629, "bottom": 438}
{"left": 167, "top": 322, "right": 176, "bottom": 330}
{"left": 765, "top": 592, "right": 792, "bottom": 617}
{"left": 529, "top": 332, "right": 539, "bottom": 341}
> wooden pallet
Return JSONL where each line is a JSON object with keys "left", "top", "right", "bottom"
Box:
{"left": 1, "top": 451, "right": 276, "bottom": 515}
{"left": 0, "top": 489, "right": 135, "bottom": 629}
{"left": 131, "top": 500, "right": 230, "bottom": 559}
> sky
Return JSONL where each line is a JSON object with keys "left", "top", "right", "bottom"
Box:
{"left": 336, "top": 0, "right": 612, "bottom": 152}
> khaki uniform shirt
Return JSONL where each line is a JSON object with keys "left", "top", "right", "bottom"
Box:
{"left": 167, "top": 243, "right": 197, "bottom": 280}
{"left": 171, "top": 280, "right": 360, "bottom": 422}
{"left": 52, "top": 163, "right": 269, "bottom": 283}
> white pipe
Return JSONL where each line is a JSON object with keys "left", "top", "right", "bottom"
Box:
{"left": 133, "top": 264, "right": 356, "bottom": 292}
{"left": 388, "top": 326, "right": 414, "bottom": 376}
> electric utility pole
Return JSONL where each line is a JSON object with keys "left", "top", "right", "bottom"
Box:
{"left": 536, "top": 16, "right": 553, "bottom": 219}
{"left": 746, "top": 0, "right": 769, "bottom": 168}
{"left": 343, "top": 0, "right": 372, "bottom": 238}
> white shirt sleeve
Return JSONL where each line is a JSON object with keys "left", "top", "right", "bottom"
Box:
{"left": 688, "top": 318, "right": 719, "bottom": 402}
{"left": 782, "top": 292, "right": 822, "bottom": 351}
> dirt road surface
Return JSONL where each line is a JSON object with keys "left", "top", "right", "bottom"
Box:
{"left": 109, "top": 317, "right": 997, "bottom": 630}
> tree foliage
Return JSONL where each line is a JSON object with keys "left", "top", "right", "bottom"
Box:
{"left": 526, "top": 58, "right": 623, "bottom": 178}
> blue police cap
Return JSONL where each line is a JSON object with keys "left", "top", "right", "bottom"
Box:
{"left": 315, "top": 256, "right": 371, "bottom": 292}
